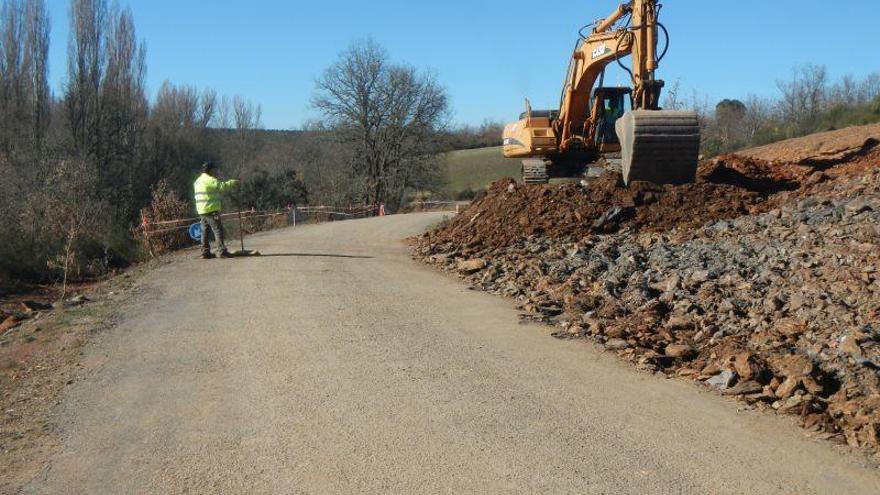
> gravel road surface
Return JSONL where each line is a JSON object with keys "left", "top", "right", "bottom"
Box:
{"left": 26, "top": 213, "right": 880, "bottom": 494}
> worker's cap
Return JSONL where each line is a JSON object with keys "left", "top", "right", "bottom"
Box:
{"left": 201, "top": 161, "right": 217, "bottom": 173}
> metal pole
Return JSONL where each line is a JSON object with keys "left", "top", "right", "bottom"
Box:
{"left": 237, "top": 206, "right": 245, "bottom": 252}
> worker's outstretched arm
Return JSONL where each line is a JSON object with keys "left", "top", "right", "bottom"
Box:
{"left": 217, "top": 178, "right": 240, "bottom": 193}
{"left": 205, "top": 176, "right": 240, "bottom": 194}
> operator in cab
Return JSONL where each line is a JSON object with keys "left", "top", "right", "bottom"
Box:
{"left": 598, "top": 98, "right": 624, "bottom": 145}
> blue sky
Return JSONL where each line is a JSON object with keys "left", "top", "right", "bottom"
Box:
{"left": 44, "top": 0, "right": 880, "bottom": 130}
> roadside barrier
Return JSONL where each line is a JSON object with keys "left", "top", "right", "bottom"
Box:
{"left": 296, "top": 205, "right": 379, "bottom": 218}
{"left": 405, "top": 200, "right": 467, "bottom": 213}
{"left": 139, "top": 204, "right": 381, "bottom": 257}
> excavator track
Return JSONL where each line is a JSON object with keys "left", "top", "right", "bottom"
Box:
{"left": 616, "top": 110, "right": 701, "bottom": 185}
{"left": 522, "top": 159, "right": 550, "bottom": 185}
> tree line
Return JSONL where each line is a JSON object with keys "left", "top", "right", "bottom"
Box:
{"left": 664, "top": 65, "right": 880, "bottom": 156}
{"left": 0, "top": 0, "right": 288, "bottom": 289}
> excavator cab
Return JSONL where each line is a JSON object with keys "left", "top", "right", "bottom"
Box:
{"left": 592, "top": 87, "right": 632, "bottom": 151}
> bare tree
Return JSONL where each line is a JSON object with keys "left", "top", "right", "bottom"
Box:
{"left": 661, "top": 80, "right": 710, "bottom": 132}
{"left": 41, "top": 158, "right": 104, "bottom": 299}
{"left": 156, "top": 82, "right": 191, "bottom": 125}
{"left": 662, "top": 80, "right": 685, "bottom": 111}
{"left": 100, "top": 3, "right": 147, "bottom": 214}
{"left": 64, "top": 0, "right": 148, "bottom": 220}
{"left": 218, "top": 94, "right": 262, "bottom": 175}
{"left": 0, "top": 0, "right": 50, "bottom": 153}
{"left": 313, "top": 39, "right": 449, "bottom": 209}
{"left": 143, "top": 81, "right": 219, "bottom": 197}
{"left": 296, "top": 120, "right": 365, "bottom": 206}
{"left": 741, "top": 94, "right": 774, "bottom": 144}
{"left": 776, "top": 64, "right": 828, "bottom": 135}
{"left": 0, "top": 0, "right": 27, "bottom": 153}
{"left": 0, "top": 0, "right": 51, "bottom": 282}
{"left": 232, "top": 95, "right": 262, "bottom": 131}
{"left": 829, "top": 74, "right": 858, "bottom": 106}
{"left": 858, "top": 73, "right": 880, "bottom": 104}
{"left": 198, "top": 88, "right": 217, "bottom": 128}
{"left": 65, "top": 0, "right": 105, "bottom": 156}
{"left": 24, "top": 0, "right": 49, "bottom": 146}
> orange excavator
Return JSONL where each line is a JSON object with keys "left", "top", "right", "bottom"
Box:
{"left": 502, "top": 0, "right": 700, "bottom": 185}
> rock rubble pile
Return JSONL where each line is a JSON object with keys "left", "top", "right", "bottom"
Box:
{"left": 415, "top": 140, "right": 880, "bottom": 453}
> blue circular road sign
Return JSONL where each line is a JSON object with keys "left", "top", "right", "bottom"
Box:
{"left": 188, "top": 222, "right": 202, "bottom": 241}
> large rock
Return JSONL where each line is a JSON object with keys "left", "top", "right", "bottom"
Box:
{"left": 774, "top": 319, "right": 807, "bottom": 337}
{"left": 605, "top": 338, "right": 630, "bottom": 351}
{"left": 665, "top": 315, "right": 693, "bottom": 331}
{"left": 771, "top": 354, "right": 814, "bottom": 379}
{"left": 457, "top": 259, "right": 487, "bottom": 274}
{"left": 0, "top": 315, "right": 21, "bottom": 333}
{"left": 723, "top": 380, "right": 763, "bottom": 396}
{"left": 706, "top": 370, "right": 737, "bottom": 391}
{"left": 665, "top": 344, "right": 697, "bottom": 359}
{"left": 734, "top": 352, "right": 766, "bottom": 382}
{"left": 839, "top": 335, "right": 863, "bottom": 357}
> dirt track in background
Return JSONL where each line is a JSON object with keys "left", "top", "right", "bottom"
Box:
{"left": 19, "top": 214, "right": 880, "bottom": 494}
{"left": 737, "top": 123, "right": 880, "bottom": 164}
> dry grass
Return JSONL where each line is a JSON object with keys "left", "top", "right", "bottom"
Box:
{"left": 443, "top": 147, "right": 521, "bottom": 195}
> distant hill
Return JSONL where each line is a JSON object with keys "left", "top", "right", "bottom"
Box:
{"left": 443, "top": 146, "right": 521, "bottom": 196}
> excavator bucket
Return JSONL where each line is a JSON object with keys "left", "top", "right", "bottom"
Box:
{"left": 616, "top": 110, "right": 701, "bottom": 185}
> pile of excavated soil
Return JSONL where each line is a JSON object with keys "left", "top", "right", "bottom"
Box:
{"left": 415, "top": 127, "right": 880, "bottom": 456}
{"left": 429, "top": 173, "right": 762, "bottom": 247}
{"left": 737, "top": 123, "right": 880, "bottom": 165}
{"left": 427, "top": 147, "right": 880, "bottom": 249}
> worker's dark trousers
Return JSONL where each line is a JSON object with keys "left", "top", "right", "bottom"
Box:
{"left": 200, "top": 212, "right": 227, "bottom": 255}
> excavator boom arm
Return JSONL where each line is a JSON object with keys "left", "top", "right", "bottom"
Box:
{"left": 502, "top": 0, "right": 700, "bottom": 186}
{"left": 556, "top": 0, "right": 661, "bottom": 150}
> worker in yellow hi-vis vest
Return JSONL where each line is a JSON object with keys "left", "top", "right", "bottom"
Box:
{"left": 193, "top": 161, "right": 239, "bottom": 259}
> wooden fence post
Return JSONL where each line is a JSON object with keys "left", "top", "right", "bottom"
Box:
{"left": 141, "top": 211, "right": 155, "bottom": 258}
